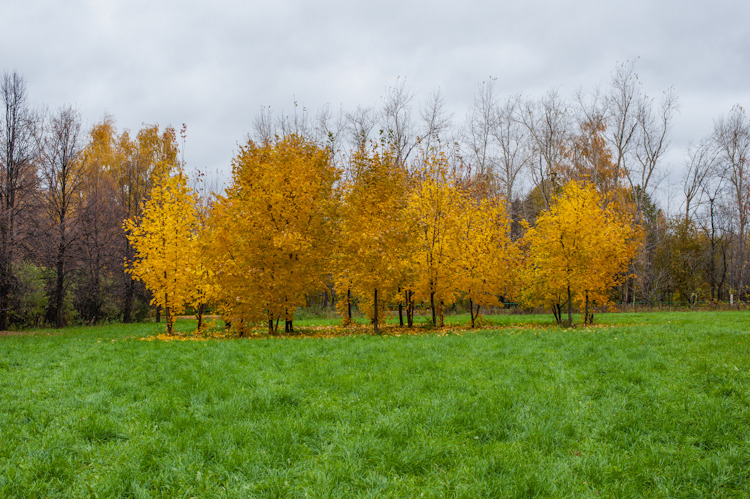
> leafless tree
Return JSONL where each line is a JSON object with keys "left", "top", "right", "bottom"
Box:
{"left": 697, "top": 173, "right": 730, "bottom": 301}
{"left": 628, "top": 87, "right": 677, "bottom": 219}
{"left": 602, "top": 61, "right": 678, "bottom": 221}
{"left": 464, "top": 78, "right": 498, "bottom": 180}
{"left": 344, "top": 105, "right": 377, "bottom": 151}
{"left": 604, "top": 61, "right": 641, "bottom": 186}
{"left": 381, "top": 80, "right": 417, "bottom": 167}
{"left": 278, "top": 101, "right": 313, "bottom": 138}
{"left": 419, "top": 89, "right": 452, "bottom": 155}
{"left": 314, "top": 104, "right": 346, "bottom": 167}
{"left": 462, "top": 82, "right": 527, "bottom": 209}
{"left": 38, "top": 106, "right": 83, "bottom": 327}
{"left": 494, "top": 95, "right": 529, "bottom": 211}
{"left": 0, "top": 72, "right": 39, "bottom": 330}
{"left": 520, "top": 89, "right": 570, "bottom": 208}
{"left": 712, "top": 104, "right": 750, "bottom": 297}
{"left": 682, "top": 137, "right": 717, "bottom": 222}
{"left": 252, "top": 106, "right": 276, "bottom": 144}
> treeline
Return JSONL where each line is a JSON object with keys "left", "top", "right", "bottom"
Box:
{"left": 1, "top": 62, "right": 747, "bottom": 329}
{"left": 0, "top": 72, "right": 187, "bottom": 328}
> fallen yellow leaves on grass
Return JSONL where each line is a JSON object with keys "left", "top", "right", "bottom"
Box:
{"left": 141, "top": 329, "right": 239, "bottom": 342}
{"left": 141, "top": 321, "right": 624, "bottom": 342}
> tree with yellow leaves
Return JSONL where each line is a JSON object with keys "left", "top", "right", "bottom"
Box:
{"left": 207, "top": 134, "right": 337, "bottom": 335}
{"left": 454, "top": 195, "right": 518, "bottom": 327}
{"left": 125, "top": 169, "right": 200, "bottom": 334}
{"left": 408, "top": 153, "right": 464, "bottom": 327}
{"left": 521, "top": 181, "right": 641, "bottom": 325}
{"left": 332, "top": 141, "right": 413, "bottom": 332}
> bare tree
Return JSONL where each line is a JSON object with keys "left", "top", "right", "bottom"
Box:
{"left": 628, "top": 87, "right": 677, "bottom": 219}
{"left": 698, "top": 173, "right": 730, "bottom": 301}
{"left": 314, "top": 104, "right": 346, "bottom": 167}
{"left": 252, "top": 106, "right": 276, "bottom": 144}
{"left": 419, "top": 89, "right": 452, "bottom": 155}
{"left": 520, "top": 89, "right": 570, "bottom": 208}
{"left": 462, "top": 82, "right": 527, "bottom": 209}
{"left": 682, "top": 137, "right": 717, "bottom": 222}
{"left": 278, "top": 101, "right": 313, "bottom": 138}
{"left": 381, "top": 80, "right": 417, "bottom": 167}
{"left": 464, "top": 78, "right": 498, "bottom": 180}
{"left": 345, "top": 105, "right": 377, "bottom": 150}
{"left": 713, "top": 104, "right": 750, "bottom": 297}
{"left": 604, "top": 61, "right": 642, "bottom": 186}
{"left": 494, "top": 95, "right": 529, "bottom": 210}
{"left": 602, "top": 61, "right": 678, "bottom": 221}
{"left": 39, "top": 106, "right": 83, "bottom": 327}
{"left": 0, "top": 72, "right": 38, "bottom": 330}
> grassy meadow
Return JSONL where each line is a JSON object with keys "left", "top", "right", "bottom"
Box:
{"left": 0, "top": 311, "right": 749, "bottom": 497}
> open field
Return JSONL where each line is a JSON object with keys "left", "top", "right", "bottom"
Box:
{"left": 1, "top": 311, "right": 749, "bottom": 497}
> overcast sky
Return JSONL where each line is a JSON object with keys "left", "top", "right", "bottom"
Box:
{"left": 2, "top": 0, "right": 748, "bottom": 205}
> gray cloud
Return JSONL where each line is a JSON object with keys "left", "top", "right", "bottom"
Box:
{"left": 2, "top": 0, "right": 748, "bottom": 195}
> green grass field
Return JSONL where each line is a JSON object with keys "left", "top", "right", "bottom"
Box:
{"left": 1, "top": 311, "right": 749, "bottom": 497}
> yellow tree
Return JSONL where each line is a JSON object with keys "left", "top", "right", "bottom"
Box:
{"left": 454, "top": 195, "right": 518, "bottom": 327}
{"left": 207, "top": 134, "right": 337, "bottom": 335}
{"left": 333, "top": 141, "right": 413, "bottom": 332}
{"left": 125, "top": 170, "right": 200, "bottom": 334}
{"left": 408, "top": 153, "right": 463, "bottom": 327}
{"left": 190, "top": 173, "right": 217, "bottom": 331}
{"left": 521, "top": 180, "right": 641, "bottom": 325}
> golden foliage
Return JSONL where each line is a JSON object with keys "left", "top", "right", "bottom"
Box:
{"left": 207, "top": 134, "right": 337, "bottom": 334}
{"left": 520, "top": 180, "right": 642, "bottom": 325}
{"left": 125, "top": 171, "right": 201, "bottom": 334}
{"left": 332, "top": 141, "right": 413, "bottom": 330}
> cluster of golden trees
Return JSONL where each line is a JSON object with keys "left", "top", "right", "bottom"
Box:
{"left": 126, "top": 132, "right": 641, "bottom": 334}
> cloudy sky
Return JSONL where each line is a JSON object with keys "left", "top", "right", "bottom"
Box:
{"left": 2, "top": 0, "right": 748, "bottom": 204}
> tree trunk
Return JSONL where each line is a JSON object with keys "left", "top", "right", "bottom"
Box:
{"left": 407, "top": 290, "right": 414, "bottom": 328}
{"left": 552, "top": 303, "right": 561, "bottom": 325}
{"left": 165, "top": 304, "right": 172, "bottom": 335}
{"left": 54, "top": 243, "right": 65, "bottom": 328}
{"left": 430, "top": 291, "right": 436, "bottom": 326}
{"left": 373, "top": 288, "right": 379, "bottom": 334}
{"left": 196, "top": 302, "right": 204, "bottom": 330}
{"left": 285, "top": 309, "right": 293, "bottom": 333}
{"left": 347, "top": 288, "right": 352, "bottom": 323}
{"left": 567, "top": 284, "right": 572, "bottom": 325}
{"left": 91, "top": 253, "right": 101, "bottom": 324}
{"left": 398, "top": 288, "right": 404, "bottom": 327}
{"left": 0, "top": 253, "right": 9, "bottom": 330}
{"left": 584, "top": 292, "right": 590, "bottom": 325}
{"left": 123, "top": 278, "right": 134, "bottom": 323}
{"left": 123, "top": 242, "right": 134, "bottom": 323}
{"left": 709, "top": 198, "right": 717, "bottom": 300}
{"left": 469, "top": 298, "right": 475, "bottom": 328}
